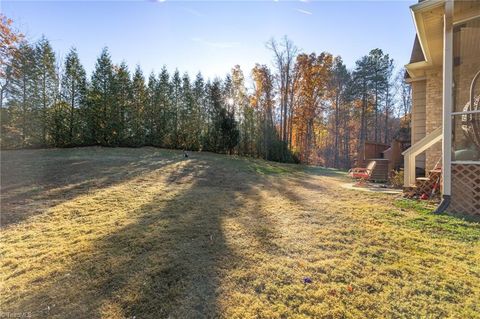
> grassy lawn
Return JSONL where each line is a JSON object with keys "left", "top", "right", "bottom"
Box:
{"left": 1, "top": 147, "right": 479, "bottom": 318}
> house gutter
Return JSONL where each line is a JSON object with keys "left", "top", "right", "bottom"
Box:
{"left": 434, "top": 195, "right": 451, "bottom": 214}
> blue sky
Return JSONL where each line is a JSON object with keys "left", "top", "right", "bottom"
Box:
{"left": 2, "top": 0, "right": 417, "bottom": 80}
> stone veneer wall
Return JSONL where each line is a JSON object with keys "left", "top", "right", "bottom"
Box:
{"left": 425, "top": 67, "right": 443, "bottom": 171}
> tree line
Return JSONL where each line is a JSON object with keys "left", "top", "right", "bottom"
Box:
{"left": 1, "top": 15, "right": 411, "bottom": 167}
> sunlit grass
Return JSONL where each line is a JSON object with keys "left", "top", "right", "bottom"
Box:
{"left": 1, "top": 147, "right": 479, "bottom": 318}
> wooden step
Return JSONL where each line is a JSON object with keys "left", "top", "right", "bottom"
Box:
{"left": 367, "top": 159, "right": 389, "bottom": 181}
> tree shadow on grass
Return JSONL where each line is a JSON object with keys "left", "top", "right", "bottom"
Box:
{"left": 10, "top": 156, "right": 284, "bottom": 318}
{"left": 0, "top": 147, "right": 180, "bottom": 226}
{"left": 3, "top": 148, "right": 342, "bottom": 318}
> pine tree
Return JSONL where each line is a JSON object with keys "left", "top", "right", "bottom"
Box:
{"left": 48, "top": 101, "right": 70, "bottom": 146}
{"left": 328, "top": 56, "right": 349, "bottom": 168}
{"left": 113, "top": 62, "right": 131, "bottom": 145}
{"left": 35, "top": 37, "right": 58, "bottom": 146}
{"left": 61, "top": 48, "right": 86, "bottom": 146}
{"left": 155, "top": 67, "right": 170, "bottom": 147}
{"left": 128, "top": 66, "right": 147, "bottom": 146}
{"left": 367, "top": 49, "right": 390, "bottom": 142}
{"left": 217, "top": 108, "right": 239, "bottom": 154}
{"left": 204, "top": 79, "right": 223, "bottom": 151}
{"left": 178, "top": 73, "right": 193, "bottom": 150}
{"left": 396, "top": 68, "right": 412, "bottom": 124}
{"left": 89, "top": 47, "right": 115, "bottom": 145}
{"left": 192, "top": 72, "right": 205, "bottom": 151}
{"left": 383, "top": 57, "right": 395, "bottom": 144}
{"left": 223, "top": 74, "right": 233, "bottom": 114}
{"left": 352, "top": 55, "right": 372, "bottom": 160}
{"left": 170, "top": 70, "right": 182, "bottom": 148}
{"left": 145, "top": 72, "right": 158, "bottom": 145}
{"left": 7, "top": 42, "right": 37, "bottom": 147}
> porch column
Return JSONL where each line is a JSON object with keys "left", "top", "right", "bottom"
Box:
{"left": 442, "top": 0, "right": 454, "bottom": 197}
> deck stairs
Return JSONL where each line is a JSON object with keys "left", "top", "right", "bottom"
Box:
{"left": 402, "top": 127, "right": 442, "bottom": 186}
{"left": 402, "top": 127, "right": 443, "bottom": 198}
{"left": 368, "top": 159, "right": 389, "bottom": 182}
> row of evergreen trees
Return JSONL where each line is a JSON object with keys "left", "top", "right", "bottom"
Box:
{"left": 1, "top": 39, "right": 292, "bottom": 160}
{"left": 2, "top": 23, "right": 410, "bottom": 166}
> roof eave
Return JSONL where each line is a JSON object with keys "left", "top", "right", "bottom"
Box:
{"left": 408, "top": 0, "right": 446, "bottom": 79}
{"left": 405, "top": 61, "right": 430, "bottom": 79}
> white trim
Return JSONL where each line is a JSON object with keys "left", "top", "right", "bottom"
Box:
{"left": 408, "top": 0, "right": 446, "bottom": 78}
{"left": 453, "top": 14, "right": 480, "bottom": 26}
{"left": 402, "top": 127, "right": 443, "bottom": 187}
{"left": 452, "top": 110, "right": 480, "bottom": 116}
{"left": 411, "top": 9, "right": 432, "bottom": 66}
{"left": 405, "top": 76, "right": 427, "bottom": 84}
{"left": 452, "top": 161, "right": 480, "bottom": 165}
{"left": 442, "top": 0, "right": 454, "bottom": 196}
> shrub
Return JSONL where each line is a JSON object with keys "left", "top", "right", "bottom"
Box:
{"left": 390, "top": 169, "right": 404, "bottom": 189}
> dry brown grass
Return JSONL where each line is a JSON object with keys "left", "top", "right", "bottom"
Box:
{"left": 1, "top": 147, "right": 479, "bottom": 318}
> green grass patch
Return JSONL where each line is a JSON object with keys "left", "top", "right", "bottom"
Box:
{"left": 301, "top": 165, "right": 348, "bottom": 178}
{"left": 248, "top": 161, "right": 297, "bottom": 175}
{"left": 394, "top": 199, "right": 480, "bottom": 242}
{"left": 394, "top": 198, "right": 437, "bottom": 214}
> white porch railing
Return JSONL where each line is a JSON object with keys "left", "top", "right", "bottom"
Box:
{"left": 402, "top": 127, "right": 443, "bottom": 187}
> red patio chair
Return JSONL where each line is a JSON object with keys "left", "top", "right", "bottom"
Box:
{"left": 348, "top": 161, "right": 376, "bottom": 181}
